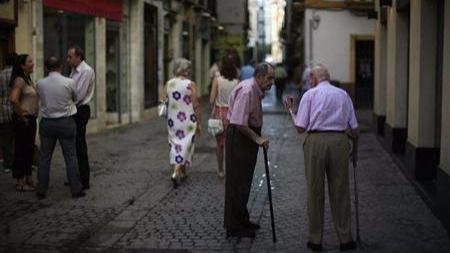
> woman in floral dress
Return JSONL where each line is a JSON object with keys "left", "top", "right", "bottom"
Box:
{"left": 162, "top": 58, "right": 202, "bottom": 187}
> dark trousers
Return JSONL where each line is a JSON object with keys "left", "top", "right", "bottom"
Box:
{"left": 12, "top": 114, "right": 36, "bottom": 179}
{"left": 37, "top": 117, "right": 82, "bottom": 195}
{"left": 0, "top": 122, "right": 14, "bottom": 169}
{"left": 224, "top": 125, "right": 260, "bottom": 230}
{"left": 74, "top": 105, "right": 90, "bottom": 187}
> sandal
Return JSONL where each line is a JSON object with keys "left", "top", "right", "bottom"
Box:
{"left": 16, "top": 184, "right": 35, "bottom": 192}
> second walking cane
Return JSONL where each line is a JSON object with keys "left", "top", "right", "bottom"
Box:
{"left": 351, "top": 136, "right": 361, "bottom": 244}
{"left": 263, "top": 146, "right": 277, "bottom": 242}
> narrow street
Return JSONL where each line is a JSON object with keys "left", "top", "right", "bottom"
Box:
{"left": 1, "top": 86, "right": 449, "bottom": 253}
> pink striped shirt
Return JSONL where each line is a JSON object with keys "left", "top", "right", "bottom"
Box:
{"left": 228, "top": 78, "right": 264, "bottom": 127}
{"left": 295, "top": 81, "right": 358, "bottom": 131}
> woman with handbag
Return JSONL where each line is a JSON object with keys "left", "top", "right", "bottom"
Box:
{"left": 9, "top": 54, "right": 39, "bottom": 192}
{"left": 209, "top": 54, "right": 239, "bottom": 178}
{"left": 162, "top": 58, "right": 202, "bottom": 187}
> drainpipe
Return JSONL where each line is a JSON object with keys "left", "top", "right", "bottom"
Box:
{"left": 127, "top": 0, "right": 132, "bottom": 124}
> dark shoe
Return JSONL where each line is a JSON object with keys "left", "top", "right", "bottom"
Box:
{"left": 243, "top": 221, "right": 260, "bottom": 230}
{"left": 340, "top": 241, "right": 356, "bottom": 251}
{"left": 307, "top": 241, "right": 323, "bottom": 252}
{"left": 171, "top": 173, "right": 180, "bottom": 188}
{"left": 226, "top": 229, "right": 256, "bottom": 238}
{"left": 72, "top": 191, "right": 86, "bottom": 199}
{"left": 64, "top": 181, "right": 70, "bottom": 186}
{"left": 36, "top": 192, "right": 46, "bottom": 200}
{"left": 82, "top": 184, "right": 90, "bottom": 190}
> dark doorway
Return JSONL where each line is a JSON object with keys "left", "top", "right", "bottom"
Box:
{"left": 106, "top": 23, "right": 121, "bottom": 124}
{"left": 0, "top": 27, "right": 15, "bottom": 69}
{"left": 144, "top": 4, "right": 158, "bottom": 109}
{"left": 355, "top": 40, "right": 374, "bottom": 109}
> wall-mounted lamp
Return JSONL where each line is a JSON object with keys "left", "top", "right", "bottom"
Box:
{"left": 217, "top": 25, "right": 224, "bottom": 31}
{"left": 182, "top": 31, "right": 189, "bottom": 36}
{"left": 311, "top": 13, "right": 320, "bottom": 30}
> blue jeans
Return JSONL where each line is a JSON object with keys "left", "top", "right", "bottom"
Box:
{"left": 37, "top": 117, "right": 82, "bottom": 195}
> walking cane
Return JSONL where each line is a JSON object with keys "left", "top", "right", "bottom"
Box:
{"left": 263, "top": 146, "right": 277, "bottom": 242}
{"left": 351, "top": 136, "right": 361, "bottom": 244}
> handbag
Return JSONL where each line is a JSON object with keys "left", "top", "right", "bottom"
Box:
{"left": 207, "top": 106, "right": 224, "bottom": 136}
{"left": 158, "top": 100, "right": 168, "bottom": 117}
{"left": 208, "top": 118, "right": 224, "bottom": 136}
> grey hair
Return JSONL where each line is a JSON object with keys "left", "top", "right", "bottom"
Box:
{"left": 173, "top": 58, "right": 192, "bottom": 76}
{"left": 253, "top": 62, "right": 274, "bottom": 77}
{"left": 311, "top": 64, "right": 330, "bottom": 82}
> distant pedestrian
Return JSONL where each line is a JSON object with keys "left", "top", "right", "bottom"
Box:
{"left": 35, "top": 57, "right": 85, "bottom": 199}
{"left": 224, "top": 62, "right": 274, "bottom": 238}
{"left": 239, "top": 60, "right": 255, "bottom": 81}
{"left": 0, "top": 53, "right": 17, "bottom": 174}
{"left": 67, "top": 45, "right": 95, "bottom": 190}
{"left": 162, "top": 58, "right": 202, "bottom": 187}
{"left": 274, "top": 63, "right": 288, "bottom": 100}
{"left": 9, "top": 54, "right": 39, "bottom": 192}
{"left": 300, "top": 64, "right": 311, "bottom": 99}
{"left": 209, "top": 54, "right": 239, "bottom": 178}
{"left": 285, "top": 64, "right": 358, "bottom": 252}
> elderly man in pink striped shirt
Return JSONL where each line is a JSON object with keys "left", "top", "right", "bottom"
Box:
{"left": 224, "top": 63, "right": 274, "bottom": 238}
{"left": 286, "top": 64, "right": 359, "bottom": 252}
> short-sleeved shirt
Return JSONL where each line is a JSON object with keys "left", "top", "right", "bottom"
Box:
{"left": 295, "top": 81, "right": 358, "bottom": 131}
{"left": 228, "top": 78, "right": 264, "bottom": 128}
{"left": 37, "top": 72, "right": 77, "bottom": 118}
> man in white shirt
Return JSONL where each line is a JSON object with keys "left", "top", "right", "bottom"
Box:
{"left": 36, "top": 57, "right": 85, "bottom": 199}
{"left": 67, "top": 45, "right": 95, "bottom": 190}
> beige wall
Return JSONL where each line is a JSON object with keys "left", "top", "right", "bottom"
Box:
{"left": 407, "top": 0, "right": 438, "bottom": 147}
{"left": 15, "top": 0, "right": 44, "bottom": 80}
{"left": 374, "top": 0, "right": 387, "bottom": 117}
{"left": 385, "top": 2, "right": 408, "bottom": 128}
{"left": 440, "top": 1, "right": 450, "bottom": 175}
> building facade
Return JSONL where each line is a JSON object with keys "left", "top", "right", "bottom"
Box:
{"left": 303, "top": 0, "right": 375, "bottom": 107}
{"left": 1, "top": 0, "right": 217, "bottom": 134}
{"left": 373, "top": 0, "right": 450, "bottom": 233}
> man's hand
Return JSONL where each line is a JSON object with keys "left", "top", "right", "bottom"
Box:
{"left": 284, "top": 96, "right": 294, "bottom": 113}
{"left": 256, "top": 136, "right": 269, "bottom": 149}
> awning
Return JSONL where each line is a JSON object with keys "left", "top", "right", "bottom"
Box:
{"left": 43, "top": 0, "right": 123, "bottom": 22}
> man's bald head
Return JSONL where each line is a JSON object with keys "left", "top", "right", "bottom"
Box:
{"left": 45, "top": 57, "right": 62, "bottom": 72}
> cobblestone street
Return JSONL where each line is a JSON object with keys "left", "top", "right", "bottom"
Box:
{"left": 1, "top": 87, "right": 449, "bottom": 253}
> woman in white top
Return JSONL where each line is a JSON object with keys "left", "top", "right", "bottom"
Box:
{"left": 209, "top": 54, "right": 239, "bottom": 178}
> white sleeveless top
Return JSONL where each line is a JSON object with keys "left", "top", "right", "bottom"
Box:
{"left": 215, "top": 75, "right": 239, "bottom": 107}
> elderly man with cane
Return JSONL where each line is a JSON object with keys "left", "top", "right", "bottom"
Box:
{"left": 285, "top": 64, "right": 359, "bottom": 251}
{"left": 224, "top": 62, "right": 274, "bottom": 238}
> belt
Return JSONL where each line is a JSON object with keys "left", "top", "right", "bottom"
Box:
{"left": 308, "top": 130, "right": 345, "bottom": 134}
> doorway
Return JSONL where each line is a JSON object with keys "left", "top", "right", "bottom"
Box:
{"left": 106, "top": 23, "right": 121, "bottom": 124}
{"left": 144, "top": 4, "right": 158, "bottom": 109}
{"left": 355, "top": 40, "right": 374, "bottom": 109}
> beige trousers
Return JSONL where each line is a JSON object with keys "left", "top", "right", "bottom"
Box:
{"left": 304, "top": 132, "right": 353, "bottom": 244}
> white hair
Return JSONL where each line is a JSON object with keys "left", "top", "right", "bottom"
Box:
{"left": 173, "top": 58, "right": 192, "bottom": 76}
{"left": 311, "top": 64, "right": 330, "bottom": 82}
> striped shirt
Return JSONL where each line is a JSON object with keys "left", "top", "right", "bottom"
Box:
{"left": 228, "top": 78, "right": 264, "bottom": 128}
{"left": 0, "top": 67, "right": 13, "bottom": 123}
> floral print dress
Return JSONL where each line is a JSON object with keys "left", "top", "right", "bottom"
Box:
{"left": 166, "top": 78, "right": 197, "bottom": 167}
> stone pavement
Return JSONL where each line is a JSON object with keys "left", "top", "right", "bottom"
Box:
{"left": 0, "top": 85, "right": 449, "bottom": 253}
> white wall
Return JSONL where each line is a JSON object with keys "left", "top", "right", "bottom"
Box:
{"left": 304, "top": 9, "right": 374, "bottom": 82}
